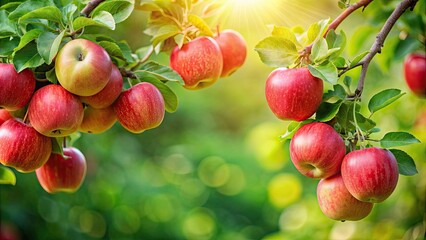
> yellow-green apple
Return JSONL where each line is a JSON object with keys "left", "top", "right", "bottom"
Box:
{"left": 0, "top": 119, "right": 52, "bottom": 172}
{"left": 317, "top": 174, "right": 374, "bottom": 221}
{"left": 0, "top": 110, "right": 13, "bottom": 126}
{"left": 404, "top": 52, "right": 426, "bottom": 97}
{"left": 78, "top": 105, "right": 116, "bottom": 134}
{"left": 290, "top": 122, "right": 345, "bottom": 178}
{"left": 28, "top": 84, "right": 84, "bottom": 137}
{"left": 265, "top": 67, "right": 323, "bottom": 121}
{"left": 0, "top": 64, "right": 35, "bottom": 111}
{"left": 55, "top": 39, "right": 112, "bottom": 96}
{"left": 114, "top": 82, "right": 165, "bottom": 133}
{"left": 80, "top": 64, "right": 123, "bottom": 109}
{"left": 36, "top": 147, "right": 86, "bottom": 193}
{"left": 214, "top": 29, "right": 247, "bottom": 77}
{"left": 170, "top": 37, "right": 223, "bottom": 90}
{"left": 341, "top": 147, "right": 399, "bottom": 203}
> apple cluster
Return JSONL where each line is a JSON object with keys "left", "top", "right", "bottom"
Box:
{"left": 170, "top": 29, "right": 247, "bottom": 90}
{"left": 0, "top": 38, "right": 166, "bottom": 193}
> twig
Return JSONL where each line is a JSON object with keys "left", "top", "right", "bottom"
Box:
{"left": 81, "top": 0, "right": 105, "bottom": 16}
{"left": 354, "top": 0, "right": 419, "bottom": 97}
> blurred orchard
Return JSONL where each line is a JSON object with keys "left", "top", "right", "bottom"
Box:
{"left": 1, "top": 0, "right": 425, "bottom": 239}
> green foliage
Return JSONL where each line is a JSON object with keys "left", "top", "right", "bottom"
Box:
{"left": 368, "top": 89, "right": 405, "bottom": 115}
{"left": 389, "top": 149, "right": 418, "bottom": 176}
{"left": 0, "top": 166, "right": 16, "bottom": 185}
{"left": 380, "top": 132, "right": 420, "bottom": 148}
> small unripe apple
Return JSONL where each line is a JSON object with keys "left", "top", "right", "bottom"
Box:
{"left": 341, "top": 147, "right": 399, "bottom": 203}
{"left": 214, "top": 29, "right": 247, "bottom": 77}
{"left": 80, "top": 64, "right": 123, "bottom": 109}
{"left": 317, "top": 174, "right": 374, "bottom": 221}
{"left": 114, "top": 82, "right": 165, "bottom": 133}
{"left": 28, "top": 84, "right": 84, "bottom": 137}
{"left": 0, "top": 63, "right": 36, "bottom": 111}
{"left": 170, "top": 37, "right": 223, "bottom": 90}
{"left": 0, "top": 109, "right": 13, "bottom": 126}
{"left": 265, "top": 67, "right": 323, "bottom": 121}
{"left": 36, "top": 147, "right": 87, "bottom": 193}
{"left": 55, "top": 39, "right": 112, "bottom": 96}
{"left": 290, "top": 122, "right": 346, "bottom": 178}
{"left": 78, "top": 105, "right": 116, "bottom": 134}
{"left": 404, "top": 52, "right": 426, "bottom": 97}
{"left": 0, "top": 119, "right": 52, "bottom": 172}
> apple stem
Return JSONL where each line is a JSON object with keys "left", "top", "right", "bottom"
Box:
{"left": 22, "top": 109, "right": 29, "bottom": 123}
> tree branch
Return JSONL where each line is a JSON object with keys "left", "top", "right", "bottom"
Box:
{"left": 81, "top": 0, "right": 105, "bottom": 16}
{"left": 354, "top": 0, "right": 419, "bottom": 97}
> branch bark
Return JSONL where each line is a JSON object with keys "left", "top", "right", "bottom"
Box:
{"left": 81, "top": 0, "right": 105, "bottom": 16}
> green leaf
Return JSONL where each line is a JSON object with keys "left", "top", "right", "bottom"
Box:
{"left": 350, "top": 51, "right": 369, "bottom": 68}
{"left": 61, "top": 4, "right": 78, "bottom": 25}
{"left": 37, "top": 30, "right": 65, "bottom": 64}
{"left": 279, "top": 120, "right": 314, "bottom": 142}
{"left": 19, "top": 6, "right": 62, "bottom": 23}
{"left": 13, "top": 42, "right": 44, "bottom": 72}
{"left": 307, "top": 18, "right": 329, "bottom": 44}
{"left": 336, "top": 102, "right": 360, "bottom": 131}
{"left": 46, "top": 67, "right": 58, "bottom": 84}
{"left": 90, "top": 0, "right": 134, "bottom": 24}
{"left": 0, "top": 37, "right": 19, "bottom": 56}
{"left": 310, "top": 38, "right": 328, "bottom": 63}
{"left": 92, "top": 11, "right": 116, "bottom": 30}
{"left": 138, "top": 2, "right": 162, "bottom": 12}
{"left": 308, "top": 61, "right": 338, "bottom": 84}
{"left": 188, "top": 14, "right": 214, "bottom": 37}
{"left": 137, "top": 61, "right": 184, "bottom": 84}
{"left": 52, "top": 137, "right": 64, "bottom": 155}
{"left": 14, "top": 29, "right": 43, "bottom": 52}
{"left": 98, "top": 40, "right": 126, "bottom": 60}
{"left": 8, "top": 0, "right": 54, "bottom": 21}
{"left": 255, "top": 36, "right": 298, "bottom": 67}
{"left": 323, "top": 84, "right": 347, "bottom": 101}
{"left": 355, "top": 112, "right": 376, "bottom": 131}
{"left": 135, "top": 46, "right": 154, "bottom": 61}
{"left": 0, "top": 10, "right": 17, "bottom": 37}
{"left": 73, "top": 12, "right": 116, "bottom": 31}
{"left": 0, "top": 166, "right": 16, "bottom": 185}
{"left": 389, "top": 149, "right": 418, "bottom": 176}
{"left": 151, "top": 25, "right": 181, "bottom": 47}
{"left": 117, "top": 41, "right": 134, "bottom": 63}
{"left": 343, "top": 76, "right": 352, "bottom": 89}
{"left": 368, "top": 89, "right": 405, "bottom": 114}
{"left": 0, "top": 2, "right": 21, "bottom": 10}
{"left": 325, "top": 29, "right": 346, "bottom": 59}
{"left": 316, "top": 100, "right": 343, "bottom": 122}
{"left": 333, "top": 56, "right": 346, "bottom": 68}
{"left": 380, "top": 132, "right": 420, "bottom": 148}
{"left": 271, "top": 26, "right": 299, "bottom": 46}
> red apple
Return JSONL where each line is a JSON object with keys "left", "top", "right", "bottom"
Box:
{"left": 55, "top": 39, "right": 112, "bottom": 96}
{"left": 341, "top": 147, "right": 399, "bottom": 203}
{"left": 265, "top": 67, "right": 323, "bottom": 121}
{"left": 28, "top": 84, "right": 84, "bottom": 137}
{"left": 0, "top": 63, "right": 35, "bottom": 111}
{"left": 36, "top": 147, "right": 86, "bottom": 193}
{"left": 290, "top": 122, "right": 346, "bottom": 178}
{"left": 214, "top": 29, "right": 247, "bottom": 77}
{"left": 404, "top": 52, "right": 426, "bottom": 97}
{"left": 317, "top": 174, "right": 374, "bottom": 221}
{"left": 0, "top": 119, "right": 52, "bottom": 173}
{"left": 170, "top": 37, "right": 223, "bottom": 90}
{"left": 80, "top": 64, "right": 123, "bottom": 109}
{"left": 0, "top": 109, "right": 13, "bottom": 126}
{"left": 78, "top": 105, "right": 116, "bottom": 134}
{"left": 114, "top": 82, "right": 165, "bottom": 133}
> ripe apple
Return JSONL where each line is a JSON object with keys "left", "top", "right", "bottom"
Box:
{"left": 0, "top": 63, "right": 35, "bottom": 111}
{"left": 290, "top": 122, "right": 346, "bottom": 178}
{"left": 404, "top": 52, "right": 426, "bottom": 97}
{"left": 0, "top": 109, "right": 13, "bottom": 126}
{"left": 317, "top": 174, "right": 374, "bottom": 221}
{"left": 80, "top": 64, "right": 123, "bottom": 109}
{"left": 36, "top": 147, "right": 87, "bottom": 193}
{"left": 170, "top": 36, "right": 223, "bottom": 90}
{"left": 341, "top": 147, "right": 399, "bottom": 203}
{"left": 114, "top": 82, "right": 165, "bottom": 133}
{"left": 214, "top": 29, "right": 247, "bottom": 77}
{"left": 265, "top": 67, "right": 323, "bottom": 121}
{"left": 78, "top": 105, "right": 116, "bottom": 134}
{"left": 55, "top": 38, "right": 112, "bottom": 96}
{"left": 0, "top": 119, "right": 52, "bottom": 173}
{"left": 28, "top": 84, "right": 84, "bottom": 137}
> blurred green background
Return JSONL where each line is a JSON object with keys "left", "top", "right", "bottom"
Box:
{"left": 1, "top": 0, "right": 425, "bottom": 239}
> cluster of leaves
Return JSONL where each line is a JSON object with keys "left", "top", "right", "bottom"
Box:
{"left": 0, "top": 0, "right": 183, "bottom": 114}
{"left": 255, "top": 12, "right": 420, "bottom": 175}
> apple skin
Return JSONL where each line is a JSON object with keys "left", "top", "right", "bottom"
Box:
{"left": 0, "top": 119, "right": 52, "bottom": 173}
{"left": 317, "top": 174, "right": 374, "bottom": 221}
{"left": 80, "top": 64, "right": 123, "bottom": 109}
{"left": 214, "top": 30, "right": 247, "bottom": 77}
{"left": 404, "top": 53, "right": 426, "bottom": 97}
{"left": 55, "top": 39, "right": 112, "bottom": 96}
{"left": 78, "top": 105, "right": 116, "bottom": 134}
{"left": 36, "top": 147, "right": 87, "bottom": 193}
{"left": 170, "top": 37, "right": 223, "bottom": 90}
{"left": 28, "top": 84, "right": 84, "bottom": 137}
{"left": 114, "top": 82, "right": 165, "bottom": 133}
{"left": 290, "top": 122, "right": 346, "bottom": 179}
{"left": 265, "top": 67, "right": 323, "bottom": 121}
{"left": 0, "top": 63, "right": 36, "bottom": 111}
{"left": 341, "top": 147, "right": 399, "bottom": 203}
{"left": 0, "top": 109, "right": 13, "bottom": 126}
